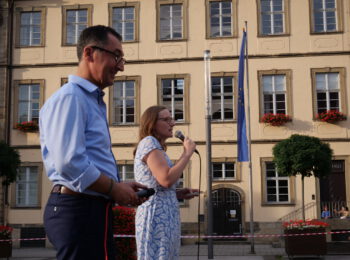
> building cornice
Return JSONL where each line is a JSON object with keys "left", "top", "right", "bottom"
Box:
{"left": 12, "top": 137, "right": 350, "bottom": 149}
{"left": 4, "top": 51, "right": 350, "bottom": 69}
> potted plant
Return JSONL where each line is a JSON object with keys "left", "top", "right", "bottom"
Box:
{"left": 283, "top": 219, "right": 329, "bottom": 257}
{"left": 0, "top": 225, "right": 13, "bottom": 258}
{"left": 15, "top": 121, "right": 39, "bottom": 132}
{"left": 316, "top": 110, "right": 347, "bottom": 123}
{"left": 261, "top": 113, "right": 291, "bottom": 126}
{"left": 113, "top": 206, "right": 136, "bottom": 260}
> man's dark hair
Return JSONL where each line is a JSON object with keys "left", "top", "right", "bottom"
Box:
{"left": 77, "top": 25, "right": 122, "bottom": 61}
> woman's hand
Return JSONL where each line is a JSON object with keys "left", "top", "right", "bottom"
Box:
{"left": 183, "top": 137, "right": 196, "bottom": 157}
{"left": 176, "top": 188, "right": 200, "bottom": 200}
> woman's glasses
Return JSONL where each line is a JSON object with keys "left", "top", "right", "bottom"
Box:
{"left": 158, "top": 117, "right": 175, "bottom": 124}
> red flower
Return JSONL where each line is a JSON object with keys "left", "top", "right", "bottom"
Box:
{"left": 283, "top": 219, "right": 329, "bottom": 230}
{"left": 15, "top": 121, "right": 39, "bottom": 132}
{"left": 113, "top": 206, "right": 136, "bottom": 260}
{"left": 0, "top": 225, "right": 13, "bottom": 238}
{"left": 316, "top": 110, "right": 347, "bottom": 123}
{"left": 261, "top": 113, "right": 291, "bottom": 126}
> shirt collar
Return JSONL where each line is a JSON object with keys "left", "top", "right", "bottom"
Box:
{"left": 68, "top": 75, "right": 105, "bottom": 103}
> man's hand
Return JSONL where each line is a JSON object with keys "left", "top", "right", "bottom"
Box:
{"left": 111, "top": 182, "right": 148, "bottom": 206}
{"left": 176, "top": 188, "right": 200, "bottom": 200}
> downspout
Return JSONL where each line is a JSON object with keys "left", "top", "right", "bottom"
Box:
{"left": 3, "top": 0, "right": 14, "bottom": 226}
{"left": 6, "top": 0, "right": 14, "bottom": 145}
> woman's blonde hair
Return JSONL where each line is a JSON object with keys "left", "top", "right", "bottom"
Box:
{"left": 133, "top": 105, "right": 168, "bottom": 155}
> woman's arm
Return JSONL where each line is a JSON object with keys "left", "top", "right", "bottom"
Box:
{"left": 145, "top": 137, "right": 196, "bottom": 188}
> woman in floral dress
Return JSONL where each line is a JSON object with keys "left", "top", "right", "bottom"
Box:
{"left": 134, "top": 105, "right": 198, "bottom": 260}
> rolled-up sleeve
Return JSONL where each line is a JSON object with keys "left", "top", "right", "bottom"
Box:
{"left": 40, "top": 93, "right": 100, "bottom": 192}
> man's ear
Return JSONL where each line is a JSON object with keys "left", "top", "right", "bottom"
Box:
{"left": 84, "top": 46, "right": 94, "bottom": 61}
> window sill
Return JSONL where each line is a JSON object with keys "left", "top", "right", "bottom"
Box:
{"left": 261, "top": 202, "right": 295, "bottom": 207}
{"left": 110, "top": 124, "right": 139, "bottom": 127}
{"left": 11, "top": 206, "right": 41, "bottom": 209}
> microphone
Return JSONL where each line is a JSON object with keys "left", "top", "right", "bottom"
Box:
{"left": 136, "top": 188, "right": 155, "bottom": 198}
{"left": 174, "top": 130, "right": 199, "bottom": 155}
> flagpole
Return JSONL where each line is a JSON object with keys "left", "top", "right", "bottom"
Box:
{"left": 244, "top": 21, "right": 255, "bottom": 254}
{"left": 204, "top": 50, "right": 214, "bottom": 259}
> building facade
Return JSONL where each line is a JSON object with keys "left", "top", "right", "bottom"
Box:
{"left": 3, "top": 0, "right": 350, "bottom": 246}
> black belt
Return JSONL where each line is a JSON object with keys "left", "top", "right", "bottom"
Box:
{"left": 51, "top": 184, "right": 108, "bottom": 201}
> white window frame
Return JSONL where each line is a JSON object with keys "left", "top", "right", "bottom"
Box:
{"left": 15, "top": 166, "right": 40, "bottom": 207}
{"left": 265, "top": 161, "right": 290, "bottom": 204}
{"left": 160, "top": 4, "right": 182, "bottom": 40}
{"left": 18, "top": 84, "right": 40, "bottom": 123}
{"left": 262, "top": 74, "right": 287, "bottom": 114}
{"left": 211, "top": 73, "right": 236, "bottom": 121}
{"left": 13, "top": 80, "right": 44, "bottom": 126}
{"left": 67, "top": 10, "right": 87, "bottom": 45}
{"left": 157, "top": 0, "right": 188, "bottom": 41}
{"left": 258, "top": 70, "right": 292, "bottom": 119}
{"left": 257, "top": 0, "right": 290, "bottom": 36}
{"left": 62, "top": 5, "right": 92, "bottom": 46}
{"left": 158, "top": 74, "right": 189, "bottom": 123}
{"left": 109, "top": 76, "right": 140, "bottom": 125}
{"left": 311, "top": 68, "right": 346, "bottom": 118}
{"left": 15, "top": 7, "right": 46, "bottom": 48}
{"left": 209, "top": 1, "right": 232, "bottom": 37}
{"left": 118, "top": 164, "right": 134, "bottom": 181}
{"left": 212, "top": 162, "right": 236, "bottom": 180}
{"left": 20, "top": 12, "right": 42, "bottom": 46}
{"left": 315, "top": 72, "right": 340, "bottom": 113}
{"left": 311, "top": 0, "right": 338, "bottom": 33}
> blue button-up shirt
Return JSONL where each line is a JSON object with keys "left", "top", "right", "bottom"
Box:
{"left": 39, "top": 75, "right": 119, "bottom": 196}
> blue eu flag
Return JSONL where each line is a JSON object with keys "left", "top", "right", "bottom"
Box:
{"left": 237, "top": 31, "right": 249, "bottom": 162}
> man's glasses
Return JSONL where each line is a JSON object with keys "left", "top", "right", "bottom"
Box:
{"left": 158, "top": 117, "right": 175, "bottom": 124}
{"left": 90, "top": 46, "right": 126, "bottom": 65}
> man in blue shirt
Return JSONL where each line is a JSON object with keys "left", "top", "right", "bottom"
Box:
{"left": 40, "top": 25, "right": 146, "bottom": 260}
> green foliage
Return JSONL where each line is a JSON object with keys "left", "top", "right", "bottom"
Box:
{"left": 0, "top": 141, "right": 21, "bottom": 186}
{"left": 273, "top": 134, "right": 333, "bottom": 179}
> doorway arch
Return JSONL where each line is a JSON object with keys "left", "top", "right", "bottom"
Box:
{"left": 212, "top": 187, "right": 243, "bottom": 236}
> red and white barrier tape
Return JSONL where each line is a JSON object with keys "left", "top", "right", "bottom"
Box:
{"left": 1, "top": 230, "right": 349, "bottom": 242}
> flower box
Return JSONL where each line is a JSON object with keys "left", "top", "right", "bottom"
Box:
{"left": 113, "top": 206, "right": 136, "bottom": 260}
{"left": 283, "top": 220, "right": 328, "bottom": 257}
{"left": 261, "top": 113, "right": 291, "bottom": 126}
{"left": 0, "top": 225, "right": 13, "bottom": 258}
{"left": 284, "top": 228, "right": 327, "bottom": 256}
{"left": 316, "top": 110, "right": 346, "bottom": 123}
{"left": 15, "top": 121, "right": 39, "bottom": 132}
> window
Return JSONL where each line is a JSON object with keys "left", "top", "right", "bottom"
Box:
{"left": 310, "top": 0, "right": 342, "bottom": 33}
{"left": 109, "top": 2, "right": 140, "bottom": 42}
{"left": 257, "top": 0, "right": 290, "bottom": 36}
{"left": 258, "top": 70, "right": 292, "bottom": 118}
{"left": 157, "top": 0, "right": 188, "bottom": 41}
{"left": 264, "top": 162, "right": 290, "bottom": 203}
{"left": 14, "top": 164, "right": 41, "bottom": 207}
{"left": 13, "top": 80, "right": 44, "bottom": 125}
{"left": 117, "top": 163, "right": 134, "bottom": 181}
{"left": 62, "top": 5, "right": 92, "bottom": 45}
{"left": 311, "top": 68, "right": 346, "bottom": 117}
{"left": 212, "top": 162, "right": 235, "bottom": 180}
{"left": 206, "top": 0, "right": 237, "bottom": 38}
{"left": 110, "top": 76, "right": 140, "bottom": 125}
{"left": 15, "top": 7, "right": 46, "bottom": 47}
{"left": 211, "top": 73, "right": 237, "bottom": 121}
{"left": 157, "top": 74, "right": 189, "bottom": 123}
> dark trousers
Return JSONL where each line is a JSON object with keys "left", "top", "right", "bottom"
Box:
{"left": 44, "top": 193, "right": 116, "bottom": 260}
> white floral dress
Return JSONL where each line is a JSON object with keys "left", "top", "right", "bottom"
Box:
{"left": 135, "top": 136, "right": 180, "bottom": 260}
